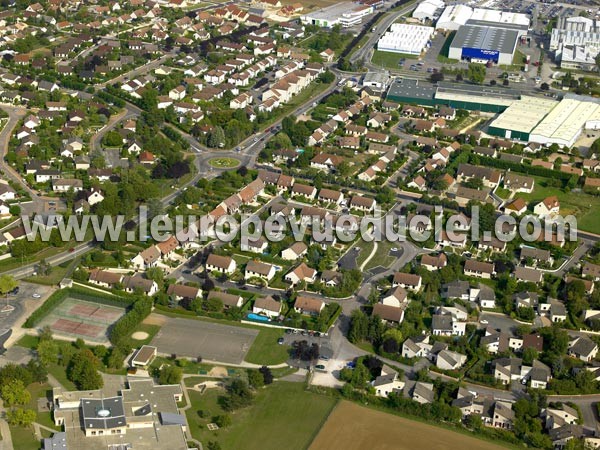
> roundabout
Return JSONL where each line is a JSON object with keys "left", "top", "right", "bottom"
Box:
{"left": 207, "top": 157, "right": 240, "bottom": 169}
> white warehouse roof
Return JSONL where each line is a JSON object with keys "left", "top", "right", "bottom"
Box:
{"left": 413, "top": 0, "right": 445, "bottom": 21}
{"left": 470, "top": 8, "right": 530, "bottom": 26}
{"left": 490, "top": 96, "right": 559, "bottom": 135}
{"left": 378, "top": 23, "right": 434, "bottom": 55}
{"left": 436, "top": 4, "right": 472, "bottom": 30}
{"left": 529, "top": 94, "right": 600, "bottom": 147}
{"left": 436, "top": 6, "right": 530, "bottom": 30}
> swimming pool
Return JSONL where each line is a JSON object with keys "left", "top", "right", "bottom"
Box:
{"left": 247, "top": 313, "right": 270, "bottom": 322}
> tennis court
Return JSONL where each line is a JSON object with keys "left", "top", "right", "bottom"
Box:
{"left": 38, "top": 297, "right": 126, "bottom": 343}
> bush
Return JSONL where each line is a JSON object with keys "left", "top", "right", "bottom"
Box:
{"left": 213, "top": 414, "right": 232, "bottom": 428}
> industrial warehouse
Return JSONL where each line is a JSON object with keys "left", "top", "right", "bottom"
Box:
{"left": 300, "top": 2, "right": 374, "bottom": 28}
{"left": 448, "top": 23, "right": 520, "bottom": 65}
{"left": 386, "top": 78, "right": 600, "bottom": 147}
{"left": 377, "top": 23, "right": 435, "bottom": 55}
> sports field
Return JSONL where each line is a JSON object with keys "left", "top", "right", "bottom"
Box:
{"left": 38, "top": 297, "right": 125, "bottom": 343}
{"left": 309, "top": 401, "right": 509, "bottom": 450}
{"left": 149, "top": 315, "right": 258, "bottom": 364}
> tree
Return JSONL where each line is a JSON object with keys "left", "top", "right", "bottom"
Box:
{"left": 467, "top": 63, "right": 486, "bottom": 84}
{"left": 1, "top": 379, "right": 30, "bottom": 407}
{"left": 259, "top": 366, "right": 273, "bottom": 385}
{"left": 68, "top": 349, "right": 103, "bottom": 390}
{"left": 6, "top": 408, "right": 36, "bottom": 427}
{"left": 247, "top": 369, "right": 264, "bottom": 389}
{"left": 430, "top": 72, "right": 444, "bottom": 83}
{"left": 103, "top": 131, "right": 123, "bottom": 147}
{"left": 9, "top": 205, "right": 20, "bottom": 216}
{"left": 158, "top": 365, "right": 183, "bottom": 385}
{"left": 221, "top": 379, "right": 253, "bottom": 411}
{"left": 465, "top": 413, "right": 483, "bottom": 431}
{"left": 348, "top": 309, "right": 368, "bottom": 344}
{"left": 205, "top": 296, "right": 223, "bottom": 312}
{"left": 39, "top": 326, "right": 53, "bottom": 342}
{"left": 350, "top": 363, "right": 369, "bottom": 388}
{"left": 207, "top": 126, "right": 225, "bottom": 148}
{"left": 37, "top": 340, "right": 59, "bottom": 365}
{"left": 540, "top": 82, "right": 550, "bottom": 91}
{"left": 0, "top": 275, "right": 18, "bottom": 301}
{"left": 107, "top": 348, "right": 124, "bottom": 370}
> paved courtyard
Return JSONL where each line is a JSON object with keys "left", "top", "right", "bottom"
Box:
{"left": 150, "top": 316, "right": 258, "bottom": 364}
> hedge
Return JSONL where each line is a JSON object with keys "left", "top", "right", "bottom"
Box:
{"left": 109, "top": 296, "right": 153, "bottom": 350}
{"left": 469, "top": 154, "right": 572, "bottom": 183}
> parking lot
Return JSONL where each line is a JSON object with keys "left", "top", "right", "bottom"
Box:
{"left": 0, "top": 282, "right": 52, "bottom": 336}
{"left": 282, "top": 331, "right": 333, "bottom": 363}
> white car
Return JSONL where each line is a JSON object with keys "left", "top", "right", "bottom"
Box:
{"left": 480, "top": 319, "right": 488, "bottom": 325}
{"left": 32, "top": 293, "right": 41, "bottom": 299}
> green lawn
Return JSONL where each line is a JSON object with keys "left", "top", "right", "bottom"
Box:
{"left": 516, "top": 176, "right": 600, "bottom": 234}
{"left": 16, "top": 334, "right": 40, "bottom": 349}
{"left": 25, "top": 382, "right": 59, "bottom": 431}
{"left": 354, "top": 239, "right": 375, "bottom": 269}
{"left": 10, "top": 424, "right": 40, "bottom": 450}
{"left": 47, "top": 364, "right": 76, "bottom": 391}
{"left": 371, "top": 50, "right": 417, "bottom": 69}
{"left": 25, "top": 258, "right": 79, "bottom": 286}
{"left": 495, "top": 187, "right": 511, "bottom": 200}
{"left": 130, "top": 323, "right": 161, "bottom": 345}
{"left": 208, "top": 157, "right": 240, "bottom": 169}
{"left": 244, "top": 328, "right": 289, "bottom": 365}
{"left": 365, "top": 239, "right": 396, "bottom": 271}
{"left": 185, "top": 381, "right": 337, "bottom": 450}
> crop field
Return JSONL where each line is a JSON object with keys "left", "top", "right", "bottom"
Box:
{"left": 310, "top": 401, "right": 510, "bottom": 450}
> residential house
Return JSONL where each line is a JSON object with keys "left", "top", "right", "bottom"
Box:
{"left": 293, "top": 296, "right": 324, "bottom": 316}
{"left": 464, "top": 260, "right": 495, "bottom": 279}
{"left": 131, "top": 246, "right": 161, "bottom": 270}
{"left": 241, "top": 237, "right": 268, "bottom": 254}
{"left": 285, "top": 263, "right": 317, "bottom": 285}
{"left": 568, "top": 336, "right": 598, "bottom": 362}
{"left": 206, "top": 254, "right": 237, "bottom": 274}
{"left": 207, "top": 291, "right": 243, "bottom": 309}
{"left": 245, "top": 260, "right": 276, "bottom": 282}
{"left": 392, "top": 272, "right": 422, "bottom": 291}
{"left": 431, "top": 314, "right": 466, "bottom": 336}
{"left": 372, "top": 368, "right": 404, "bottom": 398}
{"left": 167, "top": 284, "right": 201, "bottom": 301}
{"left": 252, "top": 296, "right": 281, "bottom": 318}
{"left": 533, "top": 196, "right": 560, "bottom": 220}
{"left": 281, "top": 242, "right": 308, "bottom": 260}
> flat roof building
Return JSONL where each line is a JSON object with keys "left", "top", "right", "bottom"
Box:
{"left": 412, "top": 0, "right": 445, "bottom": 21}
{"left": 550, "top": 16, "right": 600, "bottom": 71}
{"left": 52, "top": 379, "right": 189, "bottom": 450}
{"left": 436, "top": 6, "right": 530, "bottom": 31}
{"left": 448, "top": 24, "right": 520, "bottom": 65}
{"left": 300, "top": 2, "right": 373, "bottom": 28}
{"left": 488, "top": 96, "right": 559, "bottom": 141}
{"left": 529, "top": 94, "right": 600, "bottom": 147}
{"left": 377, "top": 23, "right": 435, "bottom": 55}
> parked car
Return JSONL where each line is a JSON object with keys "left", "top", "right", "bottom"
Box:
{"left": 277, "top": 337, "right": 284, "bottom": 345}
{"left": 315, "top": 364, "right": 326, "bottom": 371}
{"left": 32, "top": 293, "right": 41, "bottom": 299}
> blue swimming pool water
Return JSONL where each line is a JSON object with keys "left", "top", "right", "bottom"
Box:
{"left": 247, "top": 313, "right": 270, "bottom": 322}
